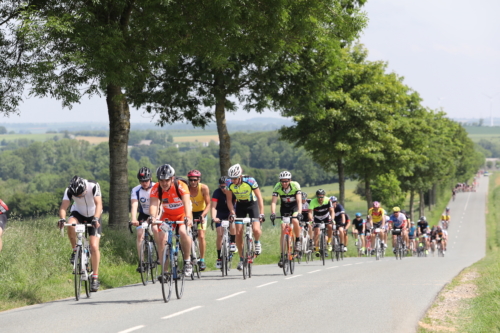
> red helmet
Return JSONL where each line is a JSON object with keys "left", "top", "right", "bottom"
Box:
{"left": 187, "top": 170, "right": 202, "bottom": 178}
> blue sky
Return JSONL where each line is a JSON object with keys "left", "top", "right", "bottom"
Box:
{"left": 2, "top": 0, "right": 499, "bottom": 123}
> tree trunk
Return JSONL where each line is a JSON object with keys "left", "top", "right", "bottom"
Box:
{"left": 214, "top": 79, "right": 230, "bottom": 176}
{"left": 409, "top": 190, "right": 414, "bottom": 221}
{"left": 337, "top": 159, "right": 345, "bottom": 206}
{"left": 419, "top": 190, "right": 425, "bottom": 217}
{"left": 106, "top": 84, "right": 130, "bottom": 227}
{"left": 365, "top": 178, "right": 372, "bottom": 211}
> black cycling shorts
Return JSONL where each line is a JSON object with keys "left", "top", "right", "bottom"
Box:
{"left": 0, "top": 214, "right": 6, "bottom": 231}
{"left": 235, "top": 201, "right": 259, "bottom": 221}
{"left": 138, "top": 212, "right": 150, "bottom": 222}
{"left": 69, "top": 211, "right": 102, "bottom": 237}
{"left": 280, "top": 205, "right": 298, "bottom": 217}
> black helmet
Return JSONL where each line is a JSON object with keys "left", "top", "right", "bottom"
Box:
{"left": 218, "top": 176, "right": 228, "bottom": 184}
{"left": 69, "top": 176, "right": 87, "bottom": 196}
{"left": 302, "top": 192, "right": 308, "bottom": 200}
{"left": 316, "top": 189, "right": 326, "bottom": 196}
{"left": 137, "top": 167, "right": 152, "bottom": 181}
{"left": 156, "top": 164, "right": 175, "bottom": 180}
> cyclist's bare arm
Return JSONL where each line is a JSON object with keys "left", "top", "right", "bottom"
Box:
{"left": 211, "top": 200, "right": 220, "bottom": 223}
{"left": 270, "top": 195, "right": 278, "bottom": 215}
{"left": 92, "top": 196, "right": 103, "bottom": 228}
{"left": 253, "top": 187, "right": 265, "bottom": 215}
{"left": 59, "top": 199, "right": 71, "bottom": 220}
{"left": 149, "top": 197, "right": 160, "bottom": 219}
{"left": 224, "top": 189, "right": 236, "bottom": 215}
{"left": 296, "top": 192, "right": 302, "bottom": 215}
{"left": 130, "top": 199, "right": 139, "bottom": 225}
{"left": 181, "top": 193, "right": 193, "bottom": 227}
{"left": 200, "top": 184, "right": 211, "bottom": 219}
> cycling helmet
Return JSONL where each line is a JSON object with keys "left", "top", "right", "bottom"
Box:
{"left": 446, "top": 207, "right": 450, "bottom": 211}
{"left": 330, "top": 196, "right": 337, "bottom": 202}
{"left": 279, "top": 170, "right": 292, "bottom": 179}
{"left": 316, "top": 189, "right": 326, "bottom": 196}
{"left": 411, "top": 221, "right": 415, "bottom": 224}
{"left": 393, "top": 207, "right": 401, "bottom": 212}
{"left": 228, "top": 163, "right": 242, "bottom": 178}
{"left": 137, "top": 167, "right": 152, "bottom": 181}
{"left": 302, "top": 192, "right": 308, "bottom": 200}
{"left": 420, "top": 216, "right": 426, "bottom": 221}
{"left": 218, "top": 176, "right": 228, "bottom": 184}
{"left": 355, "top": 212, "right": 362, "bottom": 217}
{"left": 156, "top": 164, "right": 175, "bottom": 180}
{"left": 373, "top": 201, "right": 380, "bottom": 208}
{"left": 187, "top": 170, "right": 202, "bottom": 178}
{"left": 69, "top": 176, "right": 87, "bottom": 196}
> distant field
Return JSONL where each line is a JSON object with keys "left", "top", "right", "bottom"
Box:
{"left": 173, "top": 134, "right": 219, "bottom": 143}
{"left": 0, "top": 133, "right": 63, "bottom": 141}
{"left": 75, "top": 136, "right": 108, "bottom": 144}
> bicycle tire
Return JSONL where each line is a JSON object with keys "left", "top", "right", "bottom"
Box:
{"left": 84, "top": 245, "right": 92, "bottom": 298}
{"left": 375, "top": 237, "right": 380, "bottom": 260}
{"left": 221, "top": 236, "right": 227, "bottom": 277}
{"left": 335, "top": 237, "right": 341, "bottom": 261}
{"left": 150, "top": 240, "right": 159, "bottom": 284}
{"left": 139, "top": 240, "right": 149, "bottom": 286}
{"left": 74, "top": 246, "right": 82, "bottom": 301}
{"left": 160, "top": 245, "right": 173, "bottom": 303}
{"left": 289, "top": 236, "right": 295, "bottom": 275}
{"left": 248, "top": 237, "right": 253, "bottom": 278}
{"left": 320, "top": 231, "right": 325, "bottom": 266}
{"left": 191, "top": 239, "right": 201, "bottom": 280}
{"left": 175, "top": 246, "right": 185, "bottom": 299}
{"left": 282, "top": 234, "right": 289, "bottom": 276}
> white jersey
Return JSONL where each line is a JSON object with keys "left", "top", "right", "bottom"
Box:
{"left": 63, "top": 180, "right": 101, "bottom": 217}
{"left": 130, "top": 182, "right": 155, "bottom": 215}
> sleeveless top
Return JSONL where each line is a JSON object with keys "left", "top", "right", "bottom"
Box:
{"left": 190, "top": 183, "right": 206, "bottom": 213}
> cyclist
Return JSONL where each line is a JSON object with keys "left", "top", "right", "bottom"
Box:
{"left": 389, "top": 207, "right": 407, "bottom": 254}
{"left": 435, "top": 225, "right": 447, "bottom": 254}
{"left": 187, "top": 170, "right": 211, "bottom": 271}
{"left": 58, "top": 176, "right": 103, "bottom": 292}
{"left": 270, "top": 171, "right": 303, "bottom": 267}
{"left": 351, "top": 213, "right": 366, "bottom": 254}
{"left": 225, "top": 163, "right": 265, "bottom": 271}
{"left": 211, "top": 176, "right": 237, "bottom": 269}
{"left": 330, "top": 196, "right": 347, "bottom": 252}
{"left": 408, "top": 221, "right": 417, "bottom": 254}
{"left": 417, "top": 216, "right": 430, "bottom": 254}
{"left": 429, "top": 225, "right": 438, "bottom": 255}
{"left": 302, "top": 192, "right": 313, "bottom": 250}
{"left": 0, "top": 199, "right": 8, "bottom": 252}
{"left": 149, "top": 164, "right": 193, "bottom": 278}
{"left": 130, "top": 167, "right": 156, "bottom": 273}
{"left": 368, "top": 201, "right": 387, "bottom": 254}
{"left": 365, "top": 215, "right": 372, "bottom": 254}
{"left": 440, "top": 207, "right": 451, "bottom": 229}
{"left": 308, "top": 189, "right": 334, "bottom": 256}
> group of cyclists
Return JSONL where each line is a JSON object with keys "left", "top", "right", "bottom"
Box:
{"left": 56, "top": 162, "right": 454, "bottom": 292}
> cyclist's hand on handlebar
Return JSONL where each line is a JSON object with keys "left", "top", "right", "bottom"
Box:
{"left": 229, "top": 214, "right": 236, "bottom": 222}
{"left": 91, "top": 217, "right": 100, "bottom": 229}
{"left": 185, "top": 217, "right": 193, "bottom": 227}
{"left": 57, "top": 218, "right": 66, "bottom": 229}
{"left": 296, "top": 213, "right": 303, "bottom": 221}
{"left": 210, "top": 219, "right": 215, "bottom": 231}
{"left": 130, "top": 220, "right": 139, "bottom": 226}
{"left": 259, "top": 214, "right": 265, "bottom": 223}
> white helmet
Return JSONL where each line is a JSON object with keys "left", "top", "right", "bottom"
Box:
{"left": 279, "top": 170, "right": 292, "bottom": 179}
{"left": 156, "top": 164, "right": 175, "bottom": 180}
{"left": 228, "top": 164, "right": 243, "bottom": 178}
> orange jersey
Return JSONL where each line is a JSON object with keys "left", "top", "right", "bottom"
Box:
{"left": 150, "top": 181, "right": 190, "bottom": 221}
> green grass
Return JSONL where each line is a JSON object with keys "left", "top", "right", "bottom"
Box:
{"left": 0, "top": 133, "right": 64, "bottom": 142}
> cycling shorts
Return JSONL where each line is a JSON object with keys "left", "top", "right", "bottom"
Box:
{"left": 138, "top": 212, "right": 150, "bottom": 223}
{"left": 0, "top": 214, "right": 6, "bottom": 230}
{"left": 336, "top": 223, "right": 347, "bottom": 228}
{"left": 69, "top": 211, "right": 102, "bottom": 237}
{"left": 313, "top": 221, "right": 332, "bottom": 229}
{"left": 372, "top": 222, "right": 383, "bottom": 229}
{"left": 193, "top": 211, "right": 207, "bottom": 230}
{"left": 235, "top": 201, "right": 259, "bottom": 224}
{"left": 409, "top": 235, "right": 415, "bottom": 240}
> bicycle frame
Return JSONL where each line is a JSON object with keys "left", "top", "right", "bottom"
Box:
{"left": 219, "top": 220, "right": 234, "bottom": 276}
{"left": 234, "top": 217, "right": 257, "bottom": 279}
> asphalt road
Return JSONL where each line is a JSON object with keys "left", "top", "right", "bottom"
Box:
{"left": 0, "top": 177, "right": 487, "bottom": 333}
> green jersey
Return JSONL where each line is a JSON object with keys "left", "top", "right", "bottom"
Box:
{"left": 272, "top": 181, "right": 301, "bottom": 210}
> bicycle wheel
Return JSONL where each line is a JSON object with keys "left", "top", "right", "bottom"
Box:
{"left": 221, "top": 237, "right": 227, "bottom": 277}
{"left": 247, "top": 237, "right": 253, "bottom": 278}
{"left": 320, "top": 231, "right": 325, "bottom": 266}
{"left": 375, "top": 237, "right": 380, "bottom": 260}
{"left": 335, "top": 237, "right": 341, "bottom": 261}
{"left": 139, "top": 240, "right": 149, "bottom": 286}
{"left": 175, "top": 246, "right": 185, "bottom": 299}
{"left": 160, "top": 245, "right": 173, "bottom": 303}
{"left": 289, "top": 237, "right": 295, "bottom": 275}
{"left": 191, "top": 239, "right": 201, "bottom": 280}
{"left": 282, "top": 235, "right": 290, "bottom": 276}
{"left": 74, "top": 247, "right": 82, "bottom": 301}
{"left": 150, "top": 240, "right": 159, "bottom": 284}
{"left": 84, "top": 246, "right": 92, "bottom": 298}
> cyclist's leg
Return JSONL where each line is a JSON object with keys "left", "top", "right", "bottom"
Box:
{"left": 87, "top": 218, "right": 102, "bottom": 275}
{"left": 136, "top": 227, "right": 145, "bottom": 260}
{"left": 235, "top": 204, "right": 246, "bottom": 256}
{"left": 67, "top": 213, "right": 82, "bottom": 249}
{"left": 313, "top": 224, "right": 320, "bottom": 248}
{"left": 248, "top": 203, "right": 262, "bottom": 241}
{"left": 177, "top": 224, "right": 192, "bottom": 261}
{"left": 195, "top": 213, "right": 207, "bottom": 260}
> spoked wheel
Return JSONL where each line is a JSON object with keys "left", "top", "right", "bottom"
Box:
{"left": 375, "top": 238, "right": 381, "bottom": 260}
{"left": 320, "top": 233, "right": 325, "bottom": 266}
{"left": 175, "top": 247, "right": 185, "bottom": 299}
{"left": 84, "top": 247, "right": 92, "bottom": 298}
{"left": 221, "top": 239, "right": 227, "bottom": 277}
{"left": 160, "top": 245, "right": 173, "bottom": 303}
{"left": 335, "top": 237, "right": 341, "bottom": 261}
{"left": 74, "top": 247, "right": 82, "bottom": 301}
{"left": 247, "top": 238, "right": 253, "bottom": 278}
{"left": 193, "top": 239, "right": 201, "bottom": 279}
{"left": 140, "top": 240, "right": 150, "bottom": 286}
{"left": 150, "top": 241, "right": 159, "bottom": 284}
{"left": 282, "top": 235, "right": 290, "bottom": 275}
{"left": 289, "top": 240, "right": 295, "bottom": 275}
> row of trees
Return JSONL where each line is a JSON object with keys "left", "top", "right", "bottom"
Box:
{"left": 280, "top": 45, "right": 483, "bottom": 216}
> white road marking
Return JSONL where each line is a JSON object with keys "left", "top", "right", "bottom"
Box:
{"left": 285, "top": 274, "right": 302, "bottom": 279}
{"left": 216, "top": 291, "right": 246, "bottom": 301}
{"left": 118, "top": 326, "right": 145, "bottom": 333}
{"left": 326, "top": 266, "right": 339, "bottom": 269}
{"left": 355, "top": 262, "right": 364, "bottom": 265}
{"left": 343, "top": 264, "right": 352, "bottom": 266}
{"left": 162, "top": 306, "right": 203, "bottom": 319}
{"left": 308, "top": 270, "right": 321, "bottom": 274}
{"left": 257, "top": 281, "right": 278, "bottom": 288}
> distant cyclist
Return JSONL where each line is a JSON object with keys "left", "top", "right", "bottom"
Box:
{"left": 302, "top": 192, "right": 313, "bottom": 250}
{"left": 435, "top": 225, "right": 447, "bottom": 254}
{"left": 308, "top": 189, "right": 334, "bottom": 256}
{"left": 225, "top": 164, "right": 265, "bottom": 271}
{"left": 0, "top": 199, "right": 8, "bottom": 252}
{"left": 408, "top": 221, "right": 417, "bottom": 254}
{"left": 187, "top": 170, "right": 211, "bottom": 271}
{"left": 417, "top": 216, "right": 430, "bottom": 254}
{"left": 130, "top": 167, "right": 155, "bottom": 273}
{"left": 270, "top": 171, "right": 303, "bottom": 267}
{"left": 58, "top": 176, "right": 103, "bottom": 292}
{"left": 440, "top": 207, "right": 451, "bottom": 229}
{"left": 388, "top": 207, "right": 407, "bottom": 254}
{"left": 368, "top": 201, "right": 387, "bottom": 253}
{"left": 351, "top": 213, "right": 366, "bottom": 253}
{"left": 330, "top": 196, "right": 347, "bottom": 252}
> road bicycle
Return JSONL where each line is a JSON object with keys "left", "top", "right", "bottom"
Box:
{"left": 314, "top": 222, "right": 327, "bottom": 266}
{"left": 61, "top": 222, "right": 93, "bottom": 301}
{"left": 218, "top": 219, "right": 234, "bottom": 276}
{"left": 365, "top": 230, "right": 372, "bottom": 256}
{"left": 128, "top": 220, "right": 159, "bottom": 286}
{"left": 392, "top": 228, "right": 405, "bottom": 260}
{"left": 437, "top": 238, "right": 445, "bottom": 257}
{"left": 189, "top": 219, "right": 202, "bottom": 280}
{"left": 417, "top": 235, "right": 427, "bottom": 257}
{"left": 234, "top": 217, "right": 257, "bottom": 279}
{"left": 355, "top": 233, "right": 364, "bottom": 257}
{"left": 409, "top": 238, "right": 416, "bottom": 257}
{"left": 154, "top": 219, "right": 186, "bottom": 303}
{"left": 272, "top": 215, "right": 296, "bottom": 276}
{"left": 372, "top": 228, "right": 384, "bottom": 260}
{"left": 332, "top": 225, "right": 343, "bottom": 261}
{"left": 298, "top": 221, "right": 312, "bottom": 264}
{"left": 441, "top": 220, "right": 449, "bottom": 230}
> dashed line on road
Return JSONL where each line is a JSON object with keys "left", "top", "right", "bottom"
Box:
{"left": 118, "top": 325, "right": 145, "bottom": 333}
{"left": 308, "top": 270, "right": 321, "bottom": 274}
{"left": 326, "top": 266, "right": 339, "bottom": 269}
{"left": 162, "top": 306, "right": 203, "bottom": 319}
{"left": 256, "top": 281, "right": 278, "bottom": 288}
{"left": 355, "top": 262, "right": 364, "bottom": 265}
{"left": 216, "top": 291, "right": 246, "bottom": 301}
{"left": 285, "top": 274, "right": 302, "bottom": 279}
{"left": 343, "top": 264, "right": 352, "bottom": 267}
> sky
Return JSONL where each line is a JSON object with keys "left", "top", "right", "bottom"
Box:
{"left": 2, "top": 0, "right": 499, "bottom": 124}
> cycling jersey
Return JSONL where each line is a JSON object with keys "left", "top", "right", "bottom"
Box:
{"left": 309, "top": 198, "right": 332, "bottom": 223}
{"left": 389, "top": 213, "right": 407, "bottom": 228}
{"left": 62, "top": 180, "right": 102, "bottom": 218}
{"left": 368, "top": 207, "right": 386, "bottom": 223}
{"left": 130, "top": 182, "right": 155, "bottom": 215}
{"left": 417, "top": 221, "right": 428, "bottom": 234}
{"left": 190, "top": 183, "right": 206, "bottom": 213}
{"left": 333, "top": 203, "right": 346, "bottom": 224}
{"left": 408, "top": 226, "right": 417, "bottom": 237}
{"left": 225, "top": 176, "right": 259, "bottom": 202}
{"left": 352, "top": 218, "right": 365, "bottom": 231}
{"left": 211, "top": 188, "right": 235, "bottom": 220}
{"left": 150, "top": 181, "right": 190, "bottom": 221}
{"left": 441, "top": 214, "right": 450, "bottom": 221}
{"left": 272, "top": 181, "right": 302, "bottom": 210}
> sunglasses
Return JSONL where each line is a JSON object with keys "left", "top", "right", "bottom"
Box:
{"left": 188, "top": 178, "right": 199, "bottom": 182}
{"left": 317, "top": 196, "right": 324, "bottom": 199}
{"left": 280, "top": 180, "right": 290, "bottom": 183}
